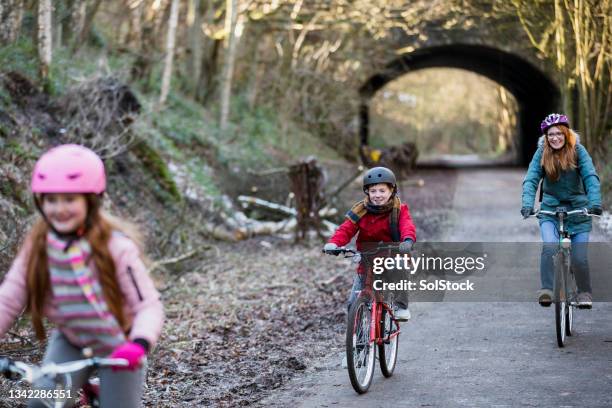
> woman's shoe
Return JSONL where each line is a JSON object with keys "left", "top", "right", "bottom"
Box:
{"left": 576, "top": 292, "right": 592, "bottom": 309}
{"left": 537, "top": 289, "right": 553, "bottom": 307}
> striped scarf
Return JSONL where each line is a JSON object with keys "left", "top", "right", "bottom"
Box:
{"left": 345, "top": 196, "right": 402, "bottom": 241}
{"left": 47, "top": 232, "right": 125, "bottom": 355}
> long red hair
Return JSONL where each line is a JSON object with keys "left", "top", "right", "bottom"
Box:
{"left": 541, "top": 126, "right": 577, "bottom": 181}
{"left": 25, "top": 194, "right": 138, "bottom": 341}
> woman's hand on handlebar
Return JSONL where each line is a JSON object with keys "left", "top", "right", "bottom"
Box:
{"left": 588, "top": 206, "right": 602, "bottom": 216}
{"left": 521, "top": 207, "right": 534, "bottom": 219}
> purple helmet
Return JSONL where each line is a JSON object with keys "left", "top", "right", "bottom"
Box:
{"left": 540, "top": 113, "right": 569, "bottom": 133}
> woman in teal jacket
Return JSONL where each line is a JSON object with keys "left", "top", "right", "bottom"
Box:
{"left": 521, "top": 113, "right": 602, "bottom": 307}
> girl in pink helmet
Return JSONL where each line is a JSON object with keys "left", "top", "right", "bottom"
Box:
{"left": 0, "top": 144, "right": 164, "bottom": 407}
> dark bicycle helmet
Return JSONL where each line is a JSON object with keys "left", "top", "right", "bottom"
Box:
{"left": 362, "top": 167, "right": 397, "bottom": 193}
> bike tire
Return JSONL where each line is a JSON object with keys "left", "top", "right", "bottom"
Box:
{"left": 565, "top": 270, "right": 576, "bottom": 337}
{"left": 565, "top": 301, "right": 573, "bottom": 336}
{"left": 553, "top": 253, "right": 567, "bottom": 347}
{"left": 378, "top": 306, "right": 399, "bottom": 378}
{"left": 346, "top": 295, "right": 375, "bottom": 394}
{"left": 555, "top": 300, "right": 566, "bottom": 347}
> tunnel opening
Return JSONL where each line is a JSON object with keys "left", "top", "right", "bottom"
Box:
{"left": 368, "top": 67, "right": 519, "bottom": 166}
{"left": 359, "top": 44, "right": 560, "bottom": 166}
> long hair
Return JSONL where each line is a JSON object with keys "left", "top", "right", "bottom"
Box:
{"left": 540, "top": 126, "right": 577, "bottom": 181}
{"left": 25, "top": 194, "right": 141, "bottom": 341}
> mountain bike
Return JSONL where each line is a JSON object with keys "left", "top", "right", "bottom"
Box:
{"left": 528, "top": 207, "right": 600, "bottom": 347}
{"left": 325, "top": 245, "right": 402, "bottom": 394}
{"left": 0, "top": 353, "right": 128, "bottom": 408}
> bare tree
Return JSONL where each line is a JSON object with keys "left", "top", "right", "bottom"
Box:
{"left": 188, "top": 0, "right": 203, "bottom": 95}
{"left": 71, "top": 0, "right": 103, "bottom": 54}
{"left": 511, "top": 0, "right": 611, "bottom": 154}
{"left": 159, "top": 0, "right": 180, "bottom": 107}
{"left": 0, "top": 0, "right": 24, "bottom": 45}
{"left": 37, "top": 0, "right": 53, "bottom": 83}
{"left": 127, "top": 0, "right": 144, "bottom": 48}
{"left": 219, "top": 0, "right": 245, "bottom": 130}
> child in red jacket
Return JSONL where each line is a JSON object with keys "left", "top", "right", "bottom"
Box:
{"left": 324, "top": 167, "right": 416, "bottom": 321}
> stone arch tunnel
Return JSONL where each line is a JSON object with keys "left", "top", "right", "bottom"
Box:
{"left": 359, "top": 44, "right": 560, "bottom": 165}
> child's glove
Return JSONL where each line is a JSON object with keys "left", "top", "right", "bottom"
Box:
{"left": 323, "top": 242, "right": 338, "bottom": 254}
{"left": 110, "top": 341, "right": 147, "bottom": 371}
{"left": 399, "top": 239, "right": 414, "bottom": 254}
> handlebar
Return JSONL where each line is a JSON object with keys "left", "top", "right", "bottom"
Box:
{"left": 0, "top": 356, "right": 129, "bottom": 384}
{"left": 526, "top": 208, "right": 600, "bottom": 219}
{"left": 322, "top": 244, "right": 402, "bottom": 257}
{"left": 322, "top": 247, "right": 357, "bottom": 256}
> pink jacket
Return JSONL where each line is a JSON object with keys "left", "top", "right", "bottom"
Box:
{"left": 0, "top": 233, "right": 164, "bottom": 348}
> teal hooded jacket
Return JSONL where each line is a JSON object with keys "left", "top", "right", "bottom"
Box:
{"left": 522, "top": 136, "right": 601, "bottom": 235}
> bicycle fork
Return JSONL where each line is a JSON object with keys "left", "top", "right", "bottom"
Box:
{"left": 369, "top": 302, "right": 379, "bottom": 346}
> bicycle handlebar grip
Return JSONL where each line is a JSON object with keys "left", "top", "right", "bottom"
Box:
{"left": 325, "top": 249, "right": 343, "bottom": 256}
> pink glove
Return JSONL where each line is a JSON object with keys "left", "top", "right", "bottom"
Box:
{"left": 110, "top": 342, "right": 146, "bottom": 371}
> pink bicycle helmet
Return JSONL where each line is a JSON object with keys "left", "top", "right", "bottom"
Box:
{"left": 31, "top": 144, "right": 106, "bottom": 194}
{"left": 540, "top": 113, "right": 569, "bottom": 133}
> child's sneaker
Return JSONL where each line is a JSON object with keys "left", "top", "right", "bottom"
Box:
{"left": 394, "top": 306, "right": 411, "bottom": 321}
{"left": 537, "top": 289, "right": 553, "bottom": 307}
{"left": 576, "top": 292, "right": 592, "bottom": 309}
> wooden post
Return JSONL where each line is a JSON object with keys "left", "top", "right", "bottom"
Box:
{"left": 288, "top": 157, "right": 326, "bottom": 241}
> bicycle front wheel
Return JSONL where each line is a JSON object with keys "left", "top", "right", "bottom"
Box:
{"left": 555, "top": 300, "right": 567, "bottom": 347}
{"left": 565, "top": 270, "right": 577, "bottom": 336}
{"left": 346, "top": 295, "right": 375, "bottom": 394}
{"left": 553, "top": 252, "right": 568, "bottom": 347}
{"left": 378, "top": 306, "right": 399, "bottom": 377}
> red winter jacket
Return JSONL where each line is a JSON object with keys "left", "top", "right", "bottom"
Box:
{"left": 328, "top": 203, "right": 416, "bottom": 250}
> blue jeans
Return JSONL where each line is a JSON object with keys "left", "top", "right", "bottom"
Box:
{"left": 540, "top": 221, "right": 591, "bottom": 293}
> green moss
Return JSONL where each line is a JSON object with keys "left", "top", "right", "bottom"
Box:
{"left": 0, "top": 177, "right": 28, "bottom": 209}
{"left": 0, "top": 38, "right": 38, "bottom": 79}
{"left": 131, "top": 140, "right": 181, "bottom": 202}
{"left": 5, "top": 139, "right": 38, "bottom": 161}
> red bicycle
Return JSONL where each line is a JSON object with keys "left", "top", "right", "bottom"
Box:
{"left": 326, "top": 246, "right": 401, "bottom": 394}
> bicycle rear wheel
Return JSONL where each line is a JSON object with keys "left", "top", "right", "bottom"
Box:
{"left": 378, "top": 306, "right": 399, "bottom": 377}
{"left": 346, "top": 295, "right": 375, "bottom": 394}
{"left": 553, "top": 252, "right": 568, "bottom": 347}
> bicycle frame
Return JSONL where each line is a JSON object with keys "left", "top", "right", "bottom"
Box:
{"left": 322, "top": 246, "right": 401, "bottom": 345}
{"left": 360, "top": 277, "right": 401, "bottom": 346}
{"left": 327, "top": 244, "right": 404, "bottom": 393}
{"left": 330, "top": 245, "right": 402, "bottom": 345}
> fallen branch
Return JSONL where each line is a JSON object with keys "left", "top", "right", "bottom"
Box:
{"left": 246, "top": 167, "right": 288, "bottom": 176}
{"left": 202, "top": 222, "right": 243, "bottom": 242}
{"left": 149, "top": 249, "right": 203, "bottom": 273}
{"left": 238, "top": 195, "right": 297, "bottom": 216}
{"left": 239, "top": 196, "right": 337, "bottom": 219}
